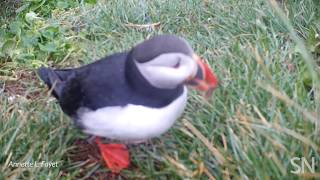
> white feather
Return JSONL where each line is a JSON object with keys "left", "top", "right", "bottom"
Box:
{"left": 135, "top": 53, "right": 197, "bottom": 89}
{"left": 79, "top": 87, "right": 188, "bottom": 141}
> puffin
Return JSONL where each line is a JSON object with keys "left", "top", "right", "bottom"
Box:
{"left": 38, "top": 34, "right": 218, "bottom": 172}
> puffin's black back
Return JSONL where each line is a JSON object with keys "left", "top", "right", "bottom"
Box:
{"left": 38, "top": 52, "right": 183, "bottom": 117}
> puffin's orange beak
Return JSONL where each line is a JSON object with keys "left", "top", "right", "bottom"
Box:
{"left": 186, "top": 54, "right": 219, "bottom": 99}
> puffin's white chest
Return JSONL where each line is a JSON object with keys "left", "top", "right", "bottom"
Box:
{"left": 79, "top": 87, "right": 187, "bottom": 141}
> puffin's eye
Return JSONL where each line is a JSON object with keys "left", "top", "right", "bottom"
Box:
{"left": 173, "top": 59, "right": 181, "bottom": 68}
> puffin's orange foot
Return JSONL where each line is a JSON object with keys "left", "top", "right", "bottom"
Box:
{"left": 95, "top": 137, "right": 130, "bottom": 173}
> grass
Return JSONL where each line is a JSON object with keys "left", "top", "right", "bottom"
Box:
{"left": 0, "top": 0, "right": 320, "bottom": 179}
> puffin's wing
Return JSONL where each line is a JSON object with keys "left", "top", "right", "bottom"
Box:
{"left": 38, "top": 67, "right": 85, "bottom": 116}
{"left": 59, "top": 73, "right": 84, "bottom": 116}
{"left": 38, "top": 67, "right": 74, "bottom": 99}
{"left": 38, "top": 52, "right": 128, "bottom": 116}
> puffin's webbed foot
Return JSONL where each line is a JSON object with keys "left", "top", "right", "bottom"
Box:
{"left": 95, "top": 137, "right": 130, "bottom": 173}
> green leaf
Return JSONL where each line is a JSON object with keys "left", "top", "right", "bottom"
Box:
{"left": 1, "top": 40, "right": 16, "bottom": 55}
{"left": 25, "top": 11, "right": 42, "bottom": 24}
{"left": 57, "top": 1, "right": 70, "bottom": 9}
{"left": 16, "top": 53, "right": 35, "bottom": 61}
{"left": 39, "top": 42, "right": 57, "bottom": 52}
{"left": 9, "top": 21, "right": 22, "bottom": 35}
{"left": 21, "top": 31, "right": 39, "bottom": 48}
{"left": 85, "top": 0, "right": 97, "bottom": 5}
{"left": 41, "top": 26, "right": 59, "bottom": 39}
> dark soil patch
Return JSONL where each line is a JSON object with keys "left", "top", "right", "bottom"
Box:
{"left": 63, "top": 139, "right": 129, "bottom": 180}
{"left": 67, "top": 139, "right": 101, "bottom": 164}
{"left": 2, "top": 70, "right": 43, "bottom": 100}
{"left": 1, "top": 0, "right": 22, "bottom": 18}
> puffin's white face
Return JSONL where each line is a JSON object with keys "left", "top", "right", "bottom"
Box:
{"left": 135, "top": 52, "right": 198, "bottom": 89}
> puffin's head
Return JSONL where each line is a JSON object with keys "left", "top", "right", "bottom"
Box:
{"left": 130, "top": 35, "right": 219, "bottom": 98}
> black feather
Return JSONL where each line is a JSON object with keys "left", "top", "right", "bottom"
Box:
{"left": 37, "top": 67, "right": 64, "bottom": 99}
